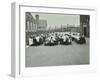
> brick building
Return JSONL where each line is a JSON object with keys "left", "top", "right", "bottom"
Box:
{"left": 26, "top": 12, "right": 47, "bottom": 32}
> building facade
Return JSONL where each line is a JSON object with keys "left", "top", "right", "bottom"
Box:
{"left": 80, "top": 15, "right": 90, "bottom": 37}
{"left": 26, "top": 12, "right": 47, "bottom": 32}
{"left": 25, "top": 13, "right": 47, "bottom": 45}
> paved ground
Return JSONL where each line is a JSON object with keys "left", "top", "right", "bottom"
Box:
{"left": 25, "top": 38, "right": 89, "bottom": 67}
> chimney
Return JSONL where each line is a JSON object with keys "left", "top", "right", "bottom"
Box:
{"left": 35, "top": 14, "right": 39, "bottom": 27}
{"left": 35, "top": 14, "right": 39, "bottom": 31}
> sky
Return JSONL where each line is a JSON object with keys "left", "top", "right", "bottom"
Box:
{"left": 31, "top": 12, "right": 80, "bottom": 29}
